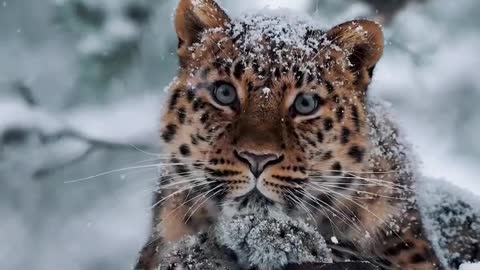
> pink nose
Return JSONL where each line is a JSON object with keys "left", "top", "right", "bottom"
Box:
{"left": 234, "top": 151, "right": 283, "bottom": 178}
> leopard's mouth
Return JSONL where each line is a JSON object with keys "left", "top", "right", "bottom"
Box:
{"left": 226, "top": 189, "right": 279, "bottom": 215}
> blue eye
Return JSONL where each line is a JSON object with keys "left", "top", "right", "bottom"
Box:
{"left": 293, "top": 93, "right": 320, "bottom": 115}
{"left": 212, "top": 83, "right": 237, "bottom": 106}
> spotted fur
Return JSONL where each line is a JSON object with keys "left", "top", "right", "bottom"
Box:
{"left": 136, "top": 0, "right": 447, "bottom": 269}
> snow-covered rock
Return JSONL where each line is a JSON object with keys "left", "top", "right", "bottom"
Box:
{"left": 158, "top": 212, "right": 384, "bottom": 270}
{"left": 417, "top": 178, "right": 480, "bottom": 269}
{"left": 216, "top": 212, "right": 332, "bottom": 269}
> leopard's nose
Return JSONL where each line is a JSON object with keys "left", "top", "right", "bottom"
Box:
{"left": 234, "top": 150, "right": 283, "bottom": 178}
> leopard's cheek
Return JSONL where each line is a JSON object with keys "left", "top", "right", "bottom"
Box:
{"left": 257, "top": 159, "right": 309, "bottom": 204}
{"left": 291, "top": 104, "right": 370, "bottom": 201}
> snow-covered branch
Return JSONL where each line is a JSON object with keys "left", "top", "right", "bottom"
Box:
{"left": 0, "top": 91, "right": 160, "bottom": 178}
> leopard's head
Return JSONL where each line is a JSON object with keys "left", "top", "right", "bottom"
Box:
{"left": 161, "top": 0, "right": 384, "bottom": 218}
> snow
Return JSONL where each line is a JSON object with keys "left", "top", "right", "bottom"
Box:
{"left": 461, "top": 263, "right": 480, "bottom": 270}
{"left": 216, "top": 212, "right": 332, "bottom": 269}
{"left": 64, "top": 95, "right": 160, "bottom": 146}
{"left": 252, "top": 0, "right": 310, "bottom": 12}
{"left": 262, "top": 87, "right": 271, "bottom": 98}
{"left": 416, "top": 177, "right": 480, "bottom": 268}
{"left": 160, "top": 210, "right": 333, "bottom": 269}
{"left": 228, "top": 9, "right": 326, "bottom": 66}
{"left": 55, "top": 0, "right": 149, "bottom": 57}
{"left": 192, "top": 0, "right": 205, "bottom": 7}
{"left": 330, "top": 236, "right": 339, "bottom": 244}
{"left": 0, "top": 95, "right": 159, "bottom": 146}
{"left": 371, "top": 0, "right": 480, "bottom": 195}
{"left": 1, "top": 0, "right": 480, "bottom": 270}
{"left": 0, "top": 98, "right": 63, "bottom": 135}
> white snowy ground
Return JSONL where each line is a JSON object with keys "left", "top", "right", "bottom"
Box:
{"left": 0, "top": 0, "right": 479, "bottom": 270}
{"left": 461, "top": 263, "right": 480, "bottom": 270}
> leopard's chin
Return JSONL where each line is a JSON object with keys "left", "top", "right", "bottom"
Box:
{"left": 221, "top": 189, "right": 289, "bottom": 219}
{"left": 240, "top": 189, "right": 275, "bottom": 207}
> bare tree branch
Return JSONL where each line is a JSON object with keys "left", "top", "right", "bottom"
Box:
{"left": 33, "top": 128, "right": 155, "bottom": 179}
{"left": 11, "top": 80, "right": 38, "bottom": 106}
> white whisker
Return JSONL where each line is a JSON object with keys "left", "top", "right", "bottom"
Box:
{"left": 184, "top": 184, "right": 225, "bottom": 223}
{"left": 286, "top": 191, "right": 317, "bottom": 224}
{"left": 295, "top": 185, "right": 362, "bottom": 234}
{"left": 65, "top": 162, "right": 209, "bottom": 184}
{"left": 150, "top": 180, "right": 217, "bottom": 209}
{"left": 307, "top": 183, "right": 406, "bottom": 244}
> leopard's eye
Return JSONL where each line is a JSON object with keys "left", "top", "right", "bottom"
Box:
{"left": 212, "top": 83, "right": 237, "bottom": 106}
{"left": 293, "top": 93, "right": 320, "bottom": 115}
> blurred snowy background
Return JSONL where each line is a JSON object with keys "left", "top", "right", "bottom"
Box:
{"left": 0, "top": 0, "right": 479, "bottom": 269}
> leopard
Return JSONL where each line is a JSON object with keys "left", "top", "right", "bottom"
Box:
{"left": 134, "top": 0, "right": 470, "bottom": 269}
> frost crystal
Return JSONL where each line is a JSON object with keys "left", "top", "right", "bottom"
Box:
{"left": 417, "top": 177, "right": 480, "bottom": 268}
{"left": 216, "top": 213, "right": 332, "bottom": 269}
{"left": 226, "top": 10, "right": 336, "bottom": 69}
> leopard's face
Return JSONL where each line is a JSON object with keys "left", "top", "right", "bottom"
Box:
{"left": 161, "top": 0, "right": 384, "bottom": 218}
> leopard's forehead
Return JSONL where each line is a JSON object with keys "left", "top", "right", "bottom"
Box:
{"left": 229, "top": 13, "right": 325, "bottom": 60}
{"left": 177, "top": 13, "right": 362, "bottom": 118}
{"left": 185, "top": 12, "right": 356, "bottom": 92}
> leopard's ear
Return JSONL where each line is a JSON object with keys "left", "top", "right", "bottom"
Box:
{"left": 175, "top": 0, "right": 230, "bottom": 61}
{"left": 326, "top": 20, "right": 384, "bottom": 75}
